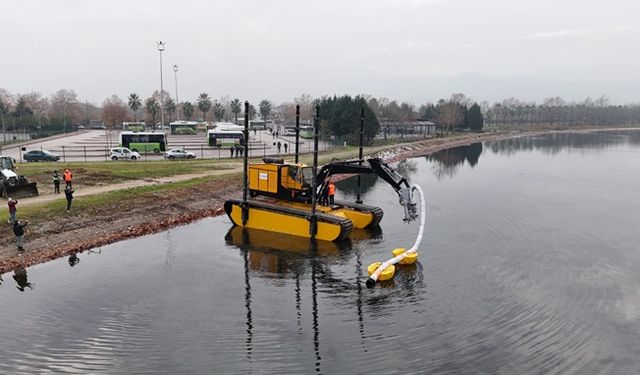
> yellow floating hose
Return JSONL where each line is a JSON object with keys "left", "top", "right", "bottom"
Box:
{"left": 366, "top": 184, "right": 425, "bottom": 287}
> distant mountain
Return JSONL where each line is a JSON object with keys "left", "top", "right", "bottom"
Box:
{"left": 386, "top": 66, "right": 640, "bottom": 105}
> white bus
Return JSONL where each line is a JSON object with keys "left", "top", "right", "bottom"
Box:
{"left": 207, "top": 129, "right": 244, "bottom": 147}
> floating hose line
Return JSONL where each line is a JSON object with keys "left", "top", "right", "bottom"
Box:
{"left": 366, "top": 184, "right": 426, "bottom": 287}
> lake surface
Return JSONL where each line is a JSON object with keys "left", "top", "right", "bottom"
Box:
{"left": 1, "top": 130, "right": 640, "bottom": 374}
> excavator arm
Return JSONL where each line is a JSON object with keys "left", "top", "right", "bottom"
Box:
{"left": 315, "top": 157, "right": 410, "bottom": 195}
{"left": 314, "top": 157, "right": 418, "bottom": 222}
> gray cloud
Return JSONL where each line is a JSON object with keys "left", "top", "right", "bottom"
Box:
{"left": 1, "top": 0, "right": 639, "bottom": 105}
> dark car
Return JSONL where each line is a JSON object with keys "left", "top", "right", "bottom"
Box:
{"left": 23, "top": 150, "right": 60, "bottom": 162}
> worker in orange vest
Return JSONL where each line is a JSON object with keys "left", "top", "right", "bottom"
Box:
{"left": 63, "top": 169, "right": 73, "bottom": 189}
{"left": 328, "top": 180, "right": 336, "bottom": 205}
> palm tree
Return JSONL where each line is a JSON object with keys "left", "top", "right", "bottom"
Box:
{"left": 145, "top": 97, "right": 159, "bottom": 127}
{"left": 197, "top": 93, "right": 212, "bottom": 122}
{"left": 128, "top": 93, "right": 141, "bottom": 121}
{"left": 182, "top": 102, "right": 194, "bottom": 120}
{"left": 213, "top": 101, "right": 225, "bottom": 121}
{"left": 165, "top": 98, "right": 176, "bottom": 122}
{"left": 259, "top": 99, "right": 272, "bottom": 123}
{"left": 230, "top": 98, "right": 242, "bottom": 124}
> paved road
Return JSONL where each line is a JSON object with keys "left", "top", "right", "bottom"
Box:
{"left": 0, "top": 129, "right": 330, "bottom": 162}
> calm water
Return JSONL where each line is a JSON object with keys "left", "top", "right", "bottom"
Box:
{"left": 1, "top": 131, "right": 640, "bottom": 374}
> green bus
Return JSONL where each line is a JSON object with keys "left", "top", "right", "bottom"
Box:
{"left": 122, "top": 122, "right": 146, "bottom": 131}
{"left": 119, "top": 131, "right": 167, "bottom": 153}
{"left": 299, "top": 125, "right": 314, "bottom": 139}
{"left": 169, "top": 121, "right": 199, "bottom": 135}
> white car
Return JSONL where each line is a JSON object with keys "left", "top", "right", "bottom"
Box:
{"left": 110, "top": 147, "right": 140, "bottom": 160}
{"left": 164, "top": 148, "right": 196, "bottom": 159}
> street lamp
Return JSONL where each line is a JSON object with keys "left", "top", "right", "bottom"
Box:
{"left": 157, "top": 41, "right": 166, "bottom": 129}
{"left": 173, "top": 64, "right": 179, "bottom": 120}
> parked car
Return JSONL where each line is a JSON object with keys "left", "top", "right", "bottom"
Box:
{"left": 164, "top": 148, "right": 196, "bottom": 159}
{"left": 110, "top": 147, "right": 140, "bottom": 161}
{"left": 23, "top": 150, "right": 60, "bottom": 162}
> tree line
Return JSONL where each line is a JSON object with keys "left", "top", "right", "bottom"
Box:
{"left": 2, "top": 87, "right": 639, "bottom": 144}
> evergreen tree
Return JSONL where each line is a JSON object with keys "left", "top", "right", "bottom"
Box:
{"left": 318, "top": 95, "right": 378, "bottom": 145}
{"left": 467, "top": 103, "right": 484, "bottom": 132}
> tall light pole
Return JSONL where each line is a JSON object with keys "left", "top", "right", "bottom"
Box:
{"left": 173, "top": 64, "right": 179, "bottom": 120}
{"left": 157, "top": 41, "right": 166, "bottom": 129}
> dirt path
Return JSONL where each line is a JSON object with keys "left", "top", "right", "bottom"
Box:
{"left": 1, "top": 127, "right": 636, "bottom": 274}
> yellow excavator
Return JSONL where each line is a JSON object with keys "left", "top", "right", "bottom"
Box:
{"left": 224, "top": 157, "right": 416, "bottom": 241}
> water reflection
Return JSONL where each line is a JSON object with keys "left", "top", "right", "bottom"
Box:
{"left": 428, "top": 142, "right": 483, "bottom": 180}
{"left": 486, "top": 130, "right": 640, "bottom": 156}
{"left": 68, "top": 252, "right": 80, "bottom": 267}
{"left": 226, "top": 227, "right": 390, "bottom": 374}
{"left": 429, "top": 130, "right": 640, "bottom": 179}
{"left": 13, "top": 266, "right": 33, "bottom": 292}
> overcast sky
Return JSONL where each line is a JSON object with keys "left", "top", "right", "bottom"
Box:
{"left": 2, "top": 0, "right": 639, "bottom": 105}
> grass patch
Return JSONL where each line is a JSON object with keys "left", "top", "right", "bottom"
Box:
{"left": 15, "top": 159, "right": 240, "bottom": 186}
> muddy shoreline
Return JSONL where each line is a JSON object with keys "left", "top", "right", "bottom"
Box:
{"left": 0, "top": 128, "right": 634, "bottom": 274}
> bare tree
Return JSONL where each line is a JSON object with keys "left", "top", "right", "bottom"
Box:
{"left": 50, "top": 89, "right": 79, "bottom": 132}
{"left": 102, "top": 95, "right": 129, "bottom": 147}
{"left": 435, "top": 100, "right": 464, "bottom": 134}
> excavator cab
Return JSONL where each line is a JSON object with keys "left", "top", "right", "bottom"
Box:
{"left": 248, "top": 158, "right": 313, "bottom": 200}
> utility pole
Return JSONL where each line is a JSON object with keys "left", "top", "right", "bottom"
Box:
{"left": 173, "top": 64, "right": 179, "bottom": 120}
{"left": 157, "top": 41, "right": 166, "bottom": 128}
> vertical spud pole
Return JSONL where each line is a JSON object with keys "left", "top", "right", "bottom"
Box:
{"left": 242, "top": 101, "right": 250, "bottom": 225}
{"left": 295, "top": 104, "right": 300, "bottom": 164}
{"left": 356, "top": 107, "right": 364, "bottom": 204}
{"left": 310, "top": 105, "right": 320, "bottom": 238}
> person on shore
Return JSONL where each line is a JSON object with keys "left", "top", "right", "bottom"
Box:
{"left": 13, "top": 220, "right": 28, "bottom": 251}
{"left": 328, "top": 180, "right": 336, "bottom": 205}
{"left": 7, "top": 197, "right": 17, "bottom": 224}
{"left": 63, "top": 169, "right": 73, "bottom": 189}
{"left": 284, "top": 143, "right": 288, "bottom": 153}
{"left": 65, "top": 186, "right": 74, "bottom": 210}
{"left": 277, "top": 141, "right": 282, "bottom": 154}
{"left": 230, "top": 146, "right": 234, "bottom": 158}
{"left": 52, "top": 170, "right": 60, "bottom": 193}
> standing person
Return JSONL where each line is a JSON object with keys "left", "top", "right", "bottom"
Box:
{"left": 65, "top": 186, "right": 74, "bottom": 211}
{"left": 52, "top": 170, "right": 60, "bottom": 193}
{"left": 321, "top": 184, "right": 329, "bottom": 206}
{"left": 63, "top": 169, "right": 73, "bottom": 189}
{"left": 230, "top": 146, "right": 234, "bottom": 158}
{"left": 277, "top": 141, "right": 282, "bottom": 154}
{"left": 7, "top": 197, "right": 17, "bottom": 224}
{"left": 13, "top": 220, "right": 28, "bottom": 251}
{"left": 284, "top": 143, "right": 288, "bottom": 153}
{"left": 328, "top": 180, "right": 336, "bottom": 205}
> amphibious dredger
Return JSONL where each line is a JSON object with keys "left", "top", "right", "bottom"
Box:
{"left": 224, "top": 156, "right": 414, "bottom": 241}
